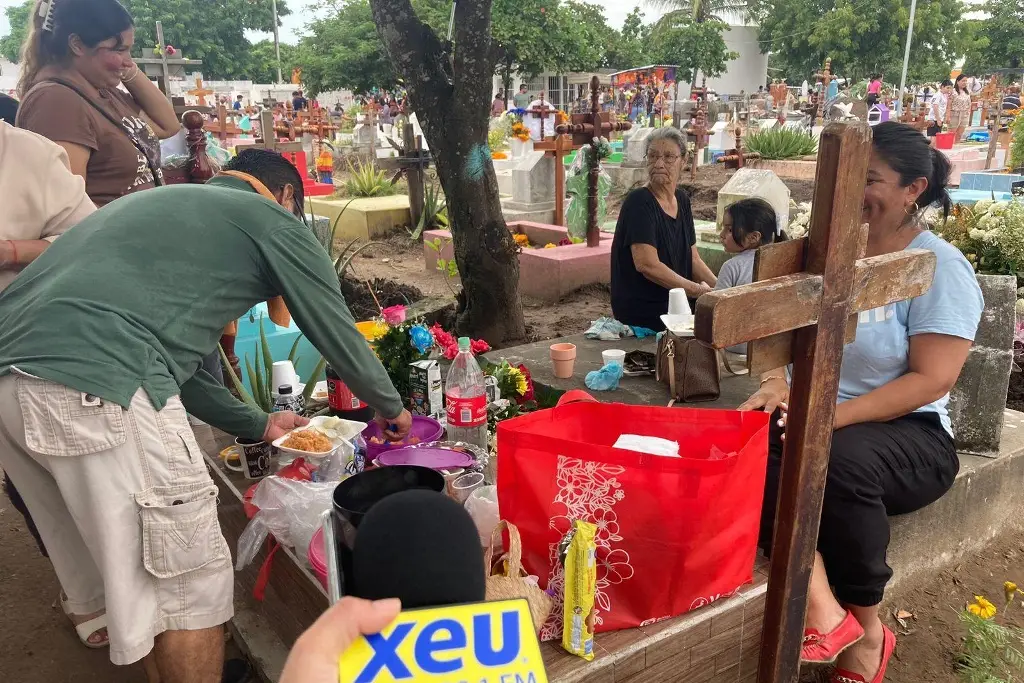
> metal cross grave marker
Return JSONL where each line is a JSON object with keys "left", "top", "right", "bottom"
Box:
{"left": 694, "top": 121, "right": 937, "bottom": 683}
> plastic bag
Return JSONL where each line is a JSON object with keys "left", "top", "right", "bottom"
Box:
{"left": 235, "top": 476, "right": 336, "bottom": 569}
{"left": 464, "top": 485, "right": 499, "bottom": 546}
{"left": 564, "top": 144, "right": 612, "bottom": 241}
{"left": 584, "top": 363, "right": 624, "bottom": 391}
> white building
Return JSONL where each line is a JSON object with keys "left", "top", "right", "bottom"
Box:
{"left": 1, "top": 57, "right": 21, "bottom": 97}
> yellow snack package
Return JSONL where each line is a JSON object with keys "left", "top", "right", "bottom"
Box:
{"left": 560, "top": 519, "right": 598, "bottom": 660}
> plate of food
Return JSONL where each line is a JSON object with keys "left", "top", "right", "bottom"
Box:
{"left": 308, "top": 380, "right": 329, "bottom": 402}
{"left": 273, "top": 416, "right": 367, "bottom": 458}
{"left": 660, "top": 313, "right": 695, "bottom": 336}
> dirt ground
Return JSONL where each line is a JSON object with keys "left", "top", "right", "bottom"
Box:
{"left": 3, "top": 483, "right": 1022, "bottom": 683}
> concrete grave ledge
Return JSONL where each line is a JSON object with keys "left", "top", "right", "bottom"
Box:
{"left": 305, "top": 195, "right": 411, "bottom": 241}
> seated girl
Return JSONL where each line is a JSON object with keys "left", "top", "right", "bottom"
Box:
{"left": 740, "top": 121, "right": 983, "bottom": 683}
{"left": 714, "top": 198, "right": 786, "bottom": 354}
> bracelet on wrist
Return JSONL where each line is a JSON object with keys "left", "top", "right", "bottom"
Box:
{"left": 759, "top": 375, "right": 786, "bottom": 388}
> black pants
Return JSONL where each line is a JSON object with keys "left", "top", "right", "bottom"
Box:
{"left": 759, "top": 410, "right": 958, "bottom": 606}
{"left": 3, "top": 473, "right": 47, "bottom": 556}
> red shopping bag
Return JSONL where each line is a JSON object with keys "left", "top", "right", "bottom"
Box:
{"left": 497, "top": 391, "right": 769, "bottom": 638}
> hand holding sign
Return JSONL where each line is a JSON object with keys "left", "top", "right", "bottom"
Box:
{"left": 279, "top": 597, "right": 401, "bottom": 683}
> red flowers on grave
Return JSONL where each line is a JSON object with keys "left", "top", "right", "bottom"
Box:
{"left": 428, "top": 323, "right": 490, "bottom": 360}
{"left": 515, "top": 363, "right": 535, "bottom": 404}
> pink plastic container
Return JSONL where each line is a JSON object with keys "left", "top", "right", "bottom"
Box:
{"left": 308, "top": 527, "right": 328, "bottom": 591}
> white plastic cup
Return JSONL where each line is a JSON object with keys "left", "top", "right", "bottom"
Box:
{"left": 668, "top": 288, "right": 691, "bottom": 315}
{"left": 602, "top": 349, "right": 626, "bottom": 368}
{"left": 272, "top": 360, "right": 299, "bottom": 394}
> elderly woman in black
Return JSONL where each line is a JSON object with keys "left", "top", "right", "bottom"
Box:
{"left": 610, "top": 127, "right": 717, "bottom": 330}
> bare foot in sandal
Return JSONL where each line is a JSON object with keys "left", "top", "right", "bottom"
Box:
{"left": 59, "top": 592, "right": 109, "bottom": 648}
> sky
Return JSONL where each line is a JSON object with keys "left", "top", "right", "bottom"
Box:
{"left": 0, "top": 0, "right": 668, "bottom": 46}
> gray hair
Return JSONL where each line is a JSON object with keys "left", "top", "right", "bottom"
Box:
{"left": 644, "top": 127, "right": 687, "bottom": 158}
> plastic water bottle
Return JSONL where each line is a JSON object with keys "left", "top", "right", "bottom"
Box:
{"left": 445, "top": 337, "right": 488, "bottom": 449}
{"left": 273, "top": 384, "right": 303, "bottom": 414}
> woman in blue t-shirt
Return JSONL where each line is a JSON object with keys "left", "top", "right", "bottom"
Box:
{"left": 741, "top": 121, "right": 983, "bottom": 683}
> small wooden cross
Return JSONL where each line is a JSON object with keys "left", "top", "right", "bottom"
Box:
{"left": 377, "top": 123, "right": 432, "bottom": 228}
{"left": 694, "top": 122, "right": 937, "bottom": 683}
{"left": 555, "top": 75, "right": 632, "bottom": 246}
{"left": 187, "top": 77, "right": 215, "bottom": 107}
{"left": 527, "top": 96, "right": 556, "bottom": 140}
{"left": 235, "top": 111, "right": 303, "bottom": 154}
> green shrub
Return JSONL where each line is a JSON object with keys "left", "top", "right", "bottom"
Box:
{"left": 745, "top": 128, "right": 818, "bottom": 160}
{"left": 345, "top": 159, "right": 396, "bottom": 197}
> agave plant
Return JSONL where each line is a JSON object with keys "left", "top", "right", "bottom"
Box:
{"left": 345, "top": 159, "right": 396, "bottom": 197}
{"left": 219, "top": 318, "right": 327, "bottom": 413}
{"left": 408, "top": 181, "right": 449, "bottom": 240}
{"left": 744, "top": 127, "right": 818, "bottom": 160}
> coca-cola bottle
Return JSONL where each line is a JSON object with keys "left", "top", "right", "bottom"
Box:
{"left": 444, "top": 337, "right": 488, "bottom": 449}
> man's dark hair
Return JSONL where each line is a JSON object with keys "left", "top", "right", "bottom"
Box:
{"left": 224, "top": 149, "right": 306, "bottom": 221}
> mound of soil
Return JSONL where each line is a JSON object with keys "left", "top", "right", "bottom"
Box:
{"left": 678, "top": 164, "right": 817, "bottom": 222}
{"left": 340, "top": 276, "right": 424, "bottom": 321}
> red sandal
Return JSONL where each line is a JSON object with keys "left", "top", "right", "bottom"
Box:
{"left": 830, "top": 625, "right": 896, "bottom": 683}
{"left": 802, "top": 610, "right": 865, "bottom": 664}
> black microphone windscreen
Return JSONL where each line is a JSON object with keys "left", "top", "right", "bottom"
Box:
{"left": 351, "top": 489, "right": 486, "bottom": 608}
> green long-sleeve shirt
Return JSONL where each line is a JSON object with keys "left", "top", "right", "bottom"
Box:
{"left": 0, "top": 175, "right": 404, "bottom": 440}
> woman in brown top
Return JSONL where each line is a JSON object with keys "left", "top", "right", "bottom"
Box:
{"left": 16, "top": 0, "right": 179, "bottom": 207}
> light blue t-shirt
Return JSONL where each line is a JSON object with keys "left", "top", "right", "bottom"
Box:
{"left": 715, "top": 249, "right": 757, "bottom": 355}
{"left": 837, "top": 231, "right": 983, "bottom": 435}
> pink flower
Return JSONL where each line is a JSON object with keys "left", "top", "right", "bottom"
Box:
{"left": 470, "top": 339, "right": 491, "bottom": 355}
{"left": 381, "top": 305, "right": 406, "bottom": 326}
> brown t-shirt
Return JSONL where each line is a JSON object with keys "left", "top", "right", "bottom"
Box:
{"left": 17, "top": 72, "right": 162, "bottom": 207}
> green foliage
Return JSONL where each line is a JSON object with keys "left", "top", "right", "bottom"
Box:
{"left": 958, "top": 612, "right": 1024, "bottom": 683}
{"left": 744, "top": 127, "right": 818, "bottom": 160}
{"left": 409, "top": 182, "right": 448, "bottom": 240}
{"left": 0, "top": 0, "right": 31, "bottom": 63}
{"left": 550, "top": 1, "right": 616, "bottom": 73}
{"left": 345, "top": 160, "right": 396, "bottom": 197}
{"left": 122, "top": 0, "right": 290, "bottom": 80}
{"left": 370, "top": 323, "right": 426, "bottom": 400}
{"left": 1011, "top": 116, "right": 1024, "bottom": 173}
{"left": 606, "top": 7, "right": 651, "bottom": 70}
{"left": 648, "top": 11, "right": 738, "bottom": 84}
{"left": 961, "top": 0, "right": 1024, "bottom": 73}
{"left": 426, "top": 237, "right": 460, "bottom": 298}
{"left": 244, "top": 40, "right": 299, "bottom": 84}
{"left": 297, "top": 0, "right": 404, "bottom": 96}
{"left": 748, "top": 0, "right": 966, "bottom": 85}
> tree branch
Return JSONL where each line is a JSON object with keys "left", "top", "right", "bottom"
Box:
{"left": 369, "top": 0, "right": 452, "bottom": 108}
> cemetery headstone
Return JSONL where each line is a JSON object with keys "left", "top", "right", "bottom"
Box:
{"left": 621, "top": 127, "right": 654, "bottom": 168}
{"left": 716, "top": 168, "right": 791, "bottom": 235}
{"left": 708, "top": 120, "right": 731, "bottom": 150}
{"left": 510, "top": 151, "right": 555, "bottom": 206}
{"left": 948, "top": 274, "right": 1016, "bottom": 456}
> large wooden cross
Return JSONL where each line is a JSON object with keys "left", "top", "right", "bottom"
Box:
{"left": 555, "top": 75, "right": 632, "bottom": 246}
{"left": 694, "top": 122, "right": 937, "bottom": 683}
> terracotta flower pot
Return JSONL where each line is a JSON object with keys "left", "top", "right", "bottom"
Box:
{"left": 550, "top": 343, "right": 577, "bottom": 379}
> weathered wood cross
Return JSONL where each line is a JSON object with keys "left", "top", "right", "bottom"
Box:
{"left": 555, "top": 75, "right": 632, "bottom": 246}
{"left": 378, "top": 123, "right": 432, "bottom": 228}
{"left": 695, "top": 122, "right": 937, "bottom": 683}
{"left": 236, "top": 111, "right": 303, "bottom": 155}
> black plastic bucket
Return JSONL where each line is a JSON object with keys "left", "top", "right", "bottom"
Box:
{"left": 331, "top": 465, "right": 445, "bottom": 594}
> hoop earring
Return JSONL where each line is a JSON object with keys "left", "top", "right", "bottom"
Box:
{"left": 904, "top": 201, "right": 919, "bottom": 216}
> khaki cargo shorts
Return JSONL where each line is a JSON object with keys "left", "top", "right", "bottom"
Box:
{"left": 0, "top": 372, "right": 233, "bottom": 665}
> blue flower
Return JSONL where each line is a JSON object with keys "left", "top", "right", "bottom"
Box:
{"left": 410, "top": 325, "right": 434, "bottom": 354}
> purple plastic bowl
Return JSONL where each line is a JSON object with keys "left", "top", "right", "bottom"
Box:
{"left": 361, "top": 416, "right": 444, "bottom": 460}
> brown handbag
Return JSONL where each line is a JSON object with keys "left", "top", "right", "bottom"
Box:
{"left": 656, "top": 331, "right": 721, "bottom": 405}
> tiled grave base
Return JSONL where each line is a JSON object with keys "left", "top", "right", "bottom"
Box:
{"left": 544, "top": 560, "right": 768, "bottom": 683}
{"left": 424, "top": 221, "right": 613, "bottom": 302}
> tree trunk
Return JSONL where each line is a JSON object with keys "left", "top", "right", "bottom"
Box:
{"left": 370, "top": 0, "right": 526, "bottom": 345}
{"left": 502, "top": 59, "right": 513, "bottom": 110}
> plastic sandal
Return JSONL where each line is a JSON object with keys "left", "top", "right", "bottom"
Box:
{"left": 59, "top": 593, "right": 109, "bottom": 649}
{"left": 830, "top": 625, "right": 896, "bottom": 683}
{"left": 802, "top": 610, "right": 865, "bottom": 664}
